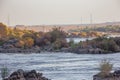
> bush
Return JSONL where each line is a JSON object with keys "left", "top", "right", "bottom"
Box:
{"left": 69, "top": 39, "right": 75, "bottom": 47}
{"left": 15, "top": 40, "right": 25, "bottom": 48}
{"left": 98, "top": 59, "right": 113, "bottom": 77}
{"left": 1, "top": 66, "right": 9, "bottom": 79}
{"left": 0, "top": 23, "right": 9, "bottom": 37}
{"left": 34, "top": 36, "right": 51, "bottom": 47}
{"left": 49, "top": 27, "right": 66, "bottom": 43}
{"left": 114, "top": 37, "right": 120, "bottom": 46}
{"left": 69, "top": 39, "right": 81, "bottom": 48}
{"left": 53, "top": 39, "right": 68, "bottom": 50}
{"left": 0, "top": 39, "right": 4, "bottom": 46}
{"left": 97, "top": 39, "right": 119, "bottom": 52}
{"left": 91, "top": 37, "right": 120, "bottom": 52}
{"left": 23, "top": 37, "right": 34, "bottom": 48}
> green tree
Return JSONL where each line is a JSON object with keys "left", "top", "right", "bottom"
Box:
{"left": 49, "top": 27, "right": 66, "bottom": 43}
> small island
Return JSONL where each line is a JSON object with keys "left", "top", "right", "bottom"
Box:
{"left": 0, "top": 23, "right": 120, "bottom": 54}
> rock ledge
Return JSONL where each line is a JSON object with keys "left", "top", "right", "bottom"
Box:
{"left": 93, "top": 70, "right": 120, "bottom": 80}
{"left": 4, "top": 69, "right": 50, "bottom": 80}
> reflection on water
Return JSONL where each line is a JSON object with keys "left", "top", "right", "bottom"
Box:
{"left": 0, "top": 52, "right": 120, "bottom": 80}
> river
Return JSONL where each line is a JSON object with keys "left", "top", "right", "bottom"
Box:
{"left": 0, "top": 52, "right": 120, "bottom": 80}
{"left": 66, "top": 37, "right": 95, "bottom": 43}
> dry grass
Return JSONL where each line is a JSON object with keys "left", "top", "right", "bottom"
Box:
{"left": 98, "top": 59, "right": 113, "bottom": 77}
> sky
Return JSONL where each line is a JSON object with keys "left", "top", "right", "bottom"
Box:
{"left": 0, "top": 0, "right": 120, "bottom": 26}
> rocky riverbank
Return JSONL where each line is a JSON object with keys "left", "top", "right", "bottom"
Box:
{"left": 62, "top": 48, "right": 110, "bottom": 54}
{"left": 0, "top": 47, "right": 110, "bottom": 54}
{"left": 4, "top": 69, "right": 50, "bottom": 80}
{"left": 93, "top": 70, "right": 120, "bottom": 80}
{"left": 0, "top": 36, "right": 116, "bottom": 54}
{"left": 1, "top": 23, "right": 120, "bottom": 54}
{"left": 0, "top": 48, "right": 41, "bottom": 53}
{"left": 0, "top": 42, "right": 112, "bottom": 54}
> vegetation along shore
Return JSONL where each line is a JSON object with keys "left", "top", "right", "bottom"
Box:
{"left": 0, "top": 23, "right": 120, "bottom": 54}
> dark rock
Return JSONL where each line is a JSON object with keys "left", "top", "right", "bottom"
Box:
{"left": 93, "top": 70, "right": 120, "bottom": 80}
{"left": 69, "top": 47, "right": 108, "bottom": 54}
{"left": 114, "top": 70, "right": 120, "bottom": 74}
{"left": 4, "top": 69, "right": 50, "bottom": 80}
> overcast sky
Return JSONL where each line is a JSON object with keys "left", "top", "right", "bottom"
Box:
{"left": 0, "top": 0, "right": 120, "bottom": 26}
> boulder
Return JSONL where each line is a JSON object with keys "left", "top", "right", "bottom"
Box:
{"left": 4, "top": 69, "right": 50, "bottom": 80}
{"left": 114, "top": 70, "right": 120, "bottom": 75}
{"left": 93, "top": 70, "right": 120, "bottom": 80}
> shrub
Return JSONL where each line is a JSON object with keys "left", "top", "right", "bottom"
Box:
{"left": 69, "top": 39, "right": 80, "bottom": 48}
{"left": 98, "top": 59, "right": 113, "bottom": 77}
{"left": 0, "top": 23, "right": 9, "bottom": 37}
{"left": 114, "top": 37, "right": 120, "bottom": 46}
{"left": 34, "top": 36, "right": 51, "bottom": 47}
{"left": 23, "top": 37, "right": 34, "bottom": 48}
{"left": 0, "top": 39, "right": 4, "bottom": 46}
{"left": 69, "top": 39, "right": 75, "bottom": 47}
{"left": 0, "top": 66, "right": 9, "bottom": 79}
{"left": 49, "top": 27, "right": 66, "bottom": 43}
{"left": 53, "top": 39, "right": 68, "bottom": 50}
{"left": 15, "top": 40, "right": 25, "bottom": 48}
{"left": 97, "top": 39, "right": 119, "bottom": 52}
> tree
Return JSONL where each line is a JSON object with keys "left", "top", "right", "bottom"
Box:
{"left": 49, "top": 27, "right": 66, "bottom": 43}
{"left": 0, "top": 23, "right": 9, "bottom": 38}
{"left": 80, "top": 32, "right": 87, "bottom": 37}
{"left": 23, "top": 37, "right": 34, "bottom": 48}
{"left": 53, "top": 39, "right": 68, "bottom": 50}
{"left": 13, "top": 28, "right": 25, "bottom": 39}
{"left": 34, "top": 33, "right": 52, "bottom": 46}
{"left": 97, "top": 39, "right": 119, "bottom": 52}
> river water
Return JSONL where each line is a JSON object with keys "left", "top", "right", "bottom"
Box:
{"left": 66, "top": 38, "right": 95, "bottom": 43}
{"left": 0, "top": 52, "right": 120, "bottom": 80}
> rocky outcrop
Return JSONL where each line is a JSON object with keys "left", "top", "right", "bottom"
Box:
{"left": 67, "top": 47, "right": 107, "bottom": 54}
{"left": 93, "top": 70, "right": 120, "bottom": 80}
{"left": 0, "top": 47, "right": 41, "bottom": 53}
{"left": 4, "top": 69, "right": 50, "bottom": 80}
{"left": 0, "top": 42, "right": 110, "bottom": 54}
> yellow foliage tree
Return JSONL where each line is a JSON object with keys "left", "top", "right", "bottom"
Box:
{"left": 80, "top": 32, "right": 87, "bottom": 37}
{"left": 24, "top": 37, "right": 34, "bottom": 48}
{"left": 0, "top": 23, "right": 9, "bottom": 38}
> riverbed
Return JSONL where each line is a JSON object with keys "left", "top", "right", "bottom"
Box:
{"left": 0, "top": 52, "right": 120, "bottom": 80}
